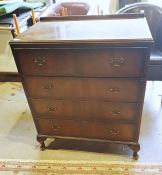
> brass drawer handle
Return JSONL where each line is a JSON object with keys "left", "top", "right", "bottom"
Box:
{"left": 110, "top": 110, "right": 121, "bottom": 116}
{"left": 52, "top": 124, "right": 61, "bottom": 131}
{"left": 42, "top": 84, "right": 53, "bottom": 90}
{"left": 48, "top": 107, "right": 57, "bottom": 112}
{"left": 109, "top": 57, "right": 125, "bottom": 67}
{"left": 34, "top": 56, "right": 46, "bottom": 66}
{"left": 109, "top": 87, "right": 120, "bottom": 94}
{"left": 109, "top": 129, "right": 120, "bottom": 135}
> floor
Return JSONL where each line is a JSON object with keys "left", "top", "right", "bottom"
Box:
{"left": 0, "top": 81, "right": 162, "bottom": 162}
{"left": 0, "top": 29, "right": 17, "bottom": 74}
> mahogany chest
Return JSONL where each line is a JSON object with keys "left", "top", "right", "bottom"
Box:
{"left": 10, "top": 16, "right": 153, "bottom": 159}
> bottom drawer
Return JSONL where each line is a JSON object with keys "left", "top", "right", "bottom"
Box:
{"left": 35, "top": 118, "right": 136, "bottom": 142}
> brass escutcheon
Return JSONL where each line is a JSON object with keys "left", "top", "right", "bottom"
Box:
{"left": 42, "top": 84, "right": 53, "bottom": 90}
{"left": 34, "top": 56, "right": 46, "bottom": 66}
{"left": 109, "top": 57, "right": 125, "bottom": 67}
{"left": 109, "top": 129, "right": 120, "bottom": 135}
{"left": 111, "top": 110, "right": 121, "bottom": 116}
{"left": 52, "top": 124, "right": 61, "bottom": 131}
{"left": 48, "top": 107, "right": 57, "bottom": 112}
{"left": 109, "top": 87, "right": 120, "bottom": 94}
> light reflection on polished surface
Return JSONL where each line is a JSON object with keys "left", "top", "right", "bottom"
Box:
{"left": 14, "top": 19, "right": 152, "bottom": 43}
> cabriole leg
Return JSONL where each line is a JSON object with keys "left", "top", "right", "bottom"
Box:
{"left": 37, "top": 135, "right": 47, "bottom": 151}
{"left": 128, "top": 143, "right": 140, "bottom": 160}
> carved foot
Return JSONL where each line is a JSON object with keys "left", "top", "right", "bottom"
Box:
{"left": 128, "top": 143, "right": 140, "bottom": 160}
{"left": 37, "top": 135, "right": 47, "bottom": 151}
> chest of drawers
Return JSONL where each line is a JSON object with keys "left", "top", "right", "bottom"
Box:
{"left": 10, "top": 16, "right": 153, "bottom": 159}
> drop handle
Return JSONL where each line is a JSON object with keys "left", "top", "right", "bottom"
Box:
{"left": 51, "top": 124, "right": 61, "bottom": 131}
{"left": 109, "top": 57, "right": 125, "bottom": 67}
{"left": 42, "top": 84, "right": 53, "bottom": 90}
{"left": 109, "top": 87, "right": 120, "bottom": 94}
{"left": 110, "top": 110, "right": 121, "bottom": 116}
{"left": 109, "top": 129, "right": 120, "bottom": 135}
{"left": 34, "top": 56, "right": 46, "bottom": 66}
{"left": 48, "top": 107, "right": 57, "bottom": 112}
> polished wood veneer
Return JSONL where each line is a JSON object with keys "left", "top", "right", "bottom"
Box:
{"left": 35, "top": 118, "right": 136, "bottom": 142}
{"left": 29, "top": 99, "right": 140, "bottom": 121}
{"left": 14, "top": 48, "right": 145, "bottom": 77}
{"left": 10, "top": 15, "right": 153, "bottom": 159}
{"left": 24, "top": 77, "right": 143, "bottom": 101}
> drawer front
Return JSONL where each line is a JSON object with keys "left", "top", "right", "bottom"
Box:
{"left": 30, "top": 98, "right": 139, "bottom": 121}
{"left": 15, "top": 48, "right": 145, "bottom": 77}
{"left": 24, "top": 77, "right": 143, "bottom": 102}
{"left": 35, "top": 118, "right": 136, "bottom": 141}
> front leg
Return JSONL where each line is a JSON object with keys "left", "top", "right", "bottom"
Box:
{"left": 128, "top": 143, "right": 140, "bottom": 160}
{"left": 37, "top": 135, "right": 47, "bottom": 150}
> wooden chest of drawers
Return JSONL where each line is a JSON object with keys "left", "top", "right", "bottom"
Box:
{"left": 10, "top": 15, "right": 153, "bottom": 159}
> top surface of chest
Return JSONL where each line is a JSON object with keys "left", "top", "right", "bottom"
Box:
{"left": 11, "top": 17, "right": 153, "bottom": 44}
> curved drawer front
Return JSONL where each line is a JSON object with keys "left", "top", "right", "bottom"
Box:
{"left": 15, "top": 48, "right": 145, "bottom": 77}
{"left": 30, "top": 98, "right": 139, "bottom": 121}
{"left": 24, "top": 77, "right": 143, "bottom": 102}
{"left": 35, "top": 118, "right": 136, "bottom": 141}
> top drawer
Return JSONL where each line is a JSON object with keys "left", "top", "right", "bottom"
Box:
{"left": 14, "top": 47, "right": 146, "bottom": 77}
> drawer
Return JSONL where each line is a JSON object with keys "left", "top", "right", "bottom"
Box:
{"left": 35, "top": 118, "right": 136, "bottom": 142}
{"left": 24, "top": 77, "right": 143, "bottom": 102}
{"left": 14, "top": 48, "right": 145, "bottom": 77}
{"left": 30, "top": 98, "right": 139, "bottom": 122}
